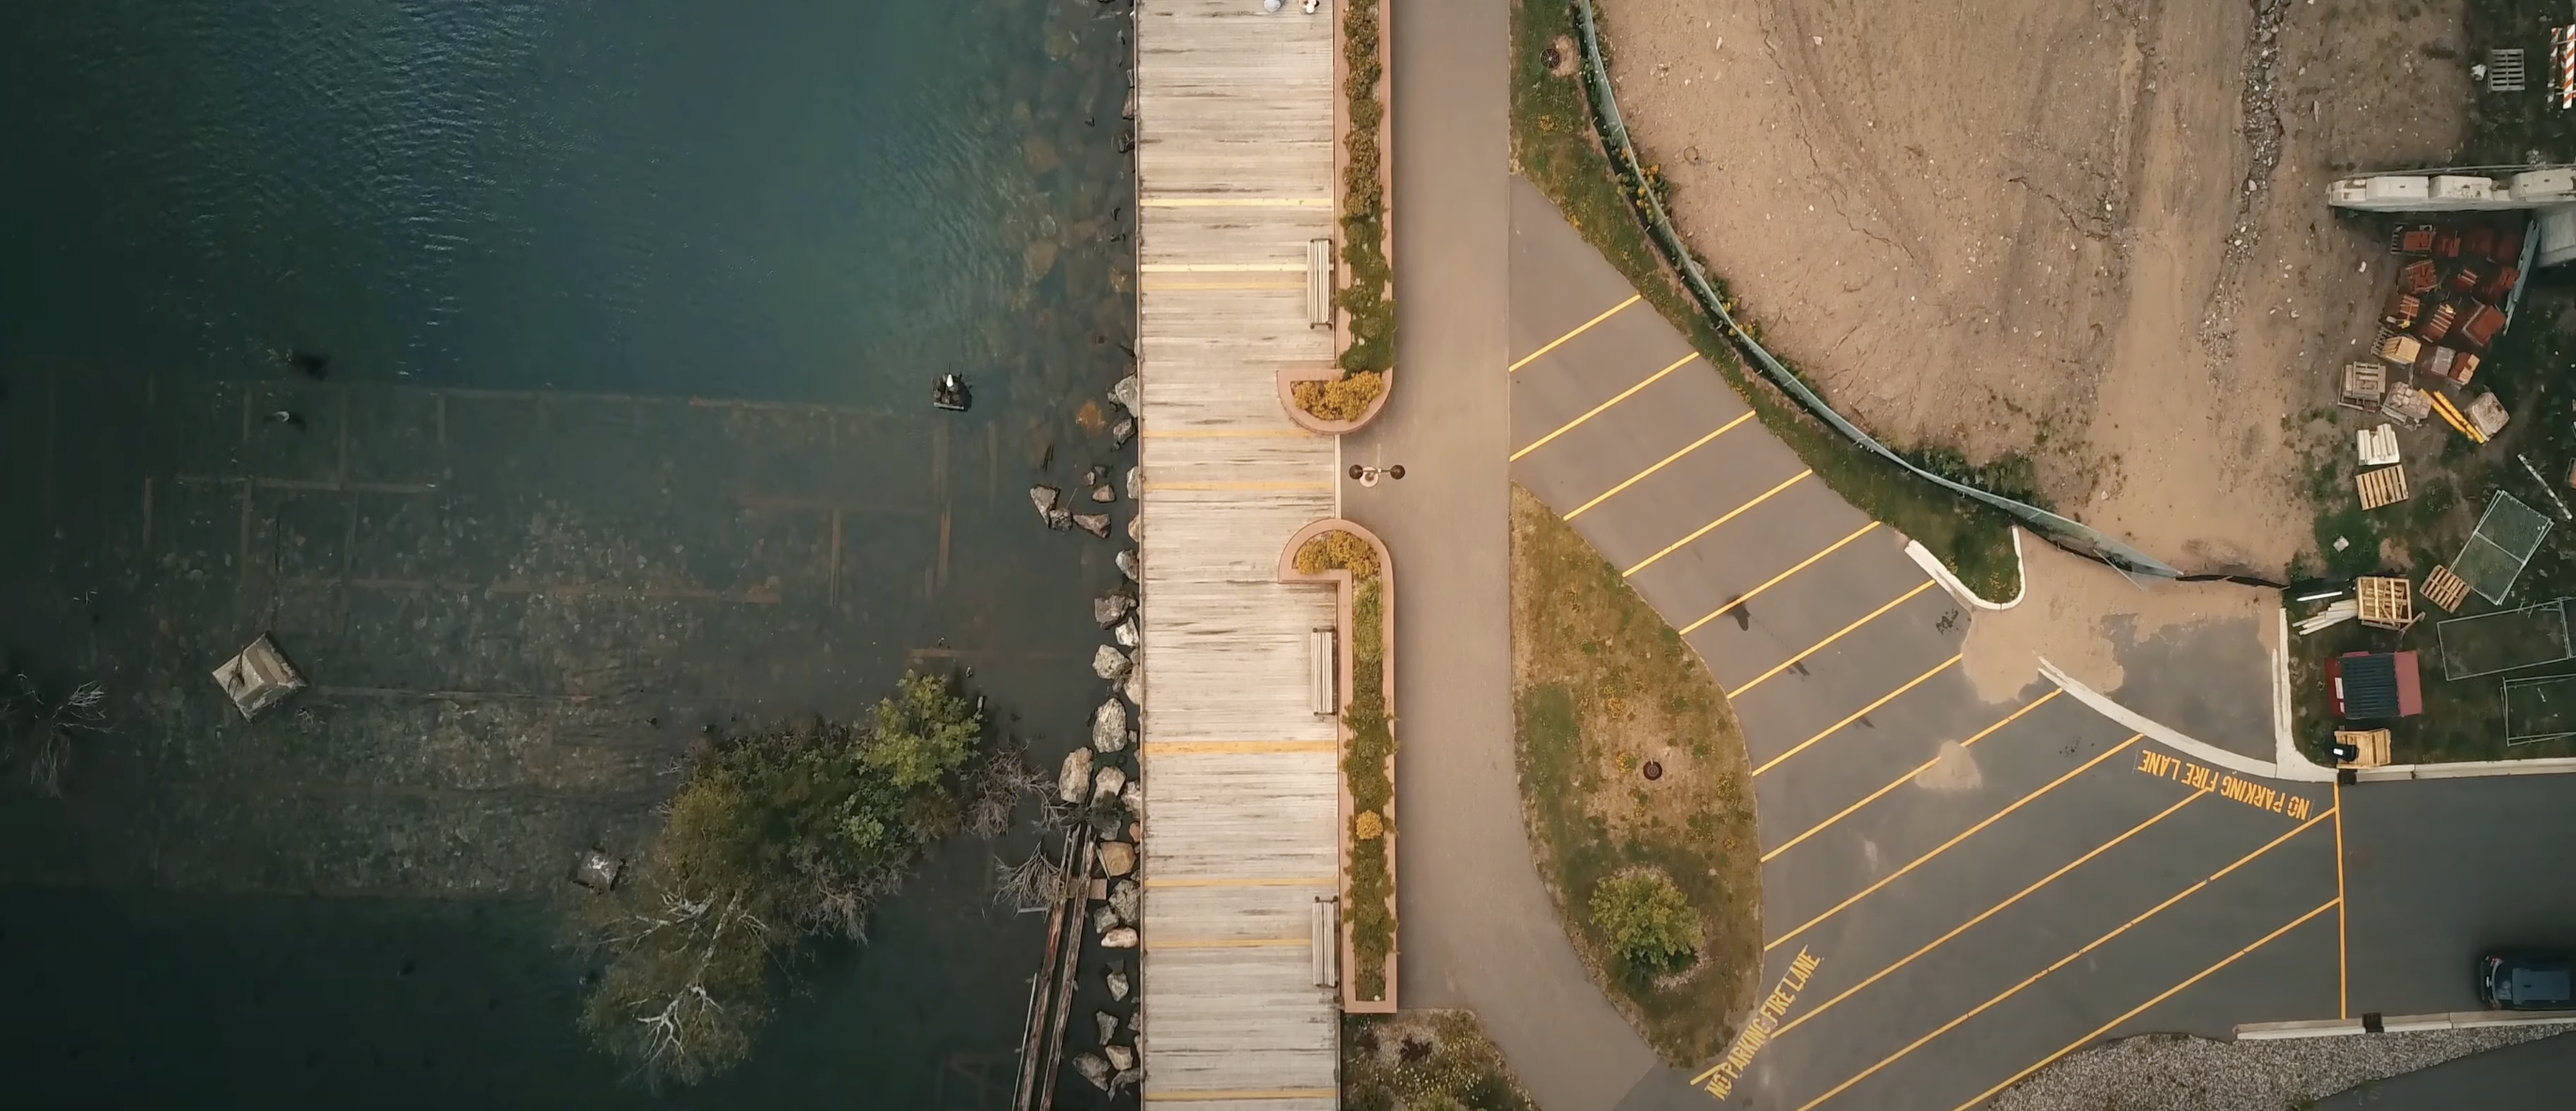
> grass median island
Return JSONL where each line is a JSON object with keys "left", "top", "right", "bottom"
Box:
{"left": 1343, "top": 1010, "right": 1538, "bottom": 1111}
{"left": 1509, "top": 485, "right": 1758, "bottom": 1065}
{"left": 1509, "top": 0, "right": 2027, "bottom": 602}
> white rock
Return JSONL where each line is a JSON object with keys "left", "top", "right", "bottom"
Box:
{"left": 1093, "top": 645, "right": 1131, "bottom": 681}
{"left": 1104, "top": 1044, "right": 1135, "bottom": 1071}
{"left": 1126, "top": 466, "right": 1140, "bottom": 499}
{"left": 1106, "top": 968, "right": 1132, "bottom": 1001}
{"left": 1101, "top": 926, "right": 1139, "bottom": 948}
{"left": 1127, "top": 512, "right": 1144, "bottom": 541}
{"left": 1111, "top": 375, "right": 1140, "bottom": 411}
{"left": 1115, "top": 618, "right": 1139, "bottom": 648}
{"left": 1073, "top": 1052, "right": 1113, "bottom": 1090}
{"left": 1058, "top": 748, "right": 1095, "bottom": 803}
{"left": 1110, "top": 878, "right": 1140, "bottom": 925}
{"left": 1092, "top": 904, "right": 1121, "bottom": 934}
{"left": 1093, "top": 593, "right": 1133, "bottom": 626}
{"left": 1094, "top": 765, "right": 1128, "bottom": 801}
{"left": 1095, "top": 1010, "right": 1119, "bottom": 1045}
{"left": 1092, "top": 700, "right": 1129, "bottom": 750}
{"left": 1117, "top": 549, "right": 1139, "bottom": 580}
{"left": 1120, "top": 781, "right": 1142, "bottom": 820}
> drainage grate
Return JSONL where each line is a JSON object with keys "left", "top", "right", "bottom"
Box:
{"left": 2491, "top": 47, "right": 2528, "bottom": 93}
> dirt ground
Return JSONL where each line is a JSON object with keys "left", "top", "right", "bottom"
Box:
{"left": 1599, "top": 0, "right": 2471, "bottom": 577}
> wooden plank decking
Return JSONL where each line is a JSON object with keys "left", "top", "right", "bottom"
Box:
{"left": 1134, "top": 0, "right": 1344, "bottom": 1105}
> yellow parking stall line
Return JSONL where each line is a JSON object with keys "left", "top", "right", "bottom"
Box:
{"left": 1681, "top": 523, "right": 1879, "bottom": 635}
{"left": 1139, "top": 263, "right": 1308, "bottom": 272}
{"left": 1947, "top": 897, "right": 2342, "bottom": 1111}
{"left": 1759, "top": 690, "right": 2064, "bottom": 863}
{"left": 1509, "top": 293, "right": 1642, "bottom": 372}
{"left": 1144, "top": 1090, "right": 1341, "bottom": 1103}
{"left": 1143, "top": 876, "right": 1335, "bottom": 892}
{"left": 1138, "top": 197, "right": 1333, "bottom": 208}
{"left": 1726, "top": 580, "right": 1936, "bottom": 699}
{"left": 1151, "top": 936, "right": 1311, "bottom": 949}
{"left": 1764, "top": 733, "right": 2140, "bottom": 952}
{"left": 1140, "top": 740, "right": 1337, "bottom": 755}
{"left": 1564, "top": 412, "right": 1753, "bottom": 520}
{"left": 1509, "top": 353, "right": 1695, "bottom": 461}
{"left": 2334, "top": 778, "right": 2348, "bottom": 1019}
{"left": 1774, "top": 786, "right": 2211, "bottom": 1039}
{"left": 1791, "top": 810, "right": 2335, "bottom": 1111}
{"left": 1624, "top": 469, "right": 1813, "bottom": 577}
{"left": 1751, "top": 654, "right": 1958, "bottom": 778}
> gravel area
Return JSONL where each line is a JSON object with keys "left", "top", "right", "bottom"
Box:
{"left": 1986, "top": 1026, "right": 2574, "bottom": 1111}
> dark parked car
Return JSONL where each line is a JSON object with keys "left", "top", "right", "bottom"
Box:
{"left": 2479, "top": 951, "right": 2573, "bottom": 1010}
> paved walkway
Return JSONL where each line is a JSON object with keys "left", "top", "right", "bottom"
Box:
{"left": 1132, "top": 0, "right": 1344, "bottom": 1103}
{"left": 1503, "top": 179, "right": 2341, "bottom": 1111}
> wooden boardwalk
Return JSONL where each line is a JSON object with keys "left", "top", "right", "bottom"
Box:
{"left": 1134, "top": 0, "right": 1344, "bottom": 1106}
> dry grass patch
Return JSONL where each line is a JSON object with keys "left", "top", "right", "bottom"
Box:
{"left": 1509, "top": 484, "right": 1759, "bottom": 1065}
{"left": 1343, "top": 1010, "right": 1538, "bottom": 1111}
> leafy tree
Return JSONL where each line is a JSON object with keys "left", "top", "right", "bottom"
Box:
{"left": 862, "top": 671, "right": 981, "bottom": 790}
{"left": 580, "top": 669, "right": 1004, "bottom": 1087}
{"left": 1589, "top": 871, "right": 1702, "bottom": 976}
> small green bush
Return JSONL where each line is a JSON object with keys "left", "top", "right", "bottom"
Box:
{"left": 1589, "top": 871, "right": 1702, "bottom": 976}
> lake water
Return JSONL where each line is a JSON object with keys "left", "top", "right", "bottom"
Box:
{"left": 0, "top": 0, "right": 1137, "bottom": 1105}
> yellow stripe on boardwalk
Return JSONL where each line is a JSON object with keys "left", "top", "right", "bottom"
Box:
{"left": 1140, "top": 263, "right": 1308, "bottom": 272}
{"left": 1152, "top": 936, "right": 1309, "bottom": 949}
{"left": 1511, "top": 353, "right": 1695, "bottom": 461}
{"left": 1726, "top": 580, "right": 1936, "bottom": 698}
{"left": 1147, "top": 480, "right": 1336, "bottom": 491}
{"left": 1681, "top": 523, "right": 1879, "bottom": 636}
{"left": 1144, "top": 1090, "right": 1341, "bottom": 1103}
{"left": 1565, "top": 411, "right": 1754, "bottom": 520}
{"left": 1144, "top": 876, "right": 1338, "bottom": 889}
{"left": 1509, "top": 294, "right": 1641, "bottom": 372}
{"left": 1142, "top": 279, "right": 1307, "bottom": 290}
{"left": 1140, "top": 740, "right": 1336, "bottom": 755}
{"left": 1140, "top": 428, "right": 1314, "bottom": 439}
{"left": 1139, "top": 198, "right": 1332, "bottom": 207}
{"left": 1623, "top": 470, "right": 1812, "bottom": 577}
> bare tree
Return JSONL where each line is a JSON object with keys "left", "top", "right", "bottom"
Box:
{"left": 991, "top": 845, "right": 1078, "bottom": 912}
{"left": 586, "top": 887, "right": 771, "bottom": 1090}
{"left": 7, "top": 674, "right": 106, "bottom": 797}
{"left": 966, "top": 742, "right": 1049, "bottom": 839}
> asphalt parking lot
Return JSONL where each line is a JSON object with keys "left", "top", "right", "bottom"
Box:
{"left": 2342, "top": 776, "right": 2576, "bottom": 1017}
{"left": 1507, "top": 178, "right": 2345, "bottom": 1111}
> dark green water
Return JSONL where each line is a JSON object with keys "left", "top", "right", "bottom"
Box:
{"left": 0, "top": 0, "right": 1136, "bottom": 1105}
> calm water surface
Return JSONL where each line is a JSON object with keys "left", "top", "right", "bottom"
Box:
{"left": 0, "top": 0, "right": 1135, "bottom": 1106}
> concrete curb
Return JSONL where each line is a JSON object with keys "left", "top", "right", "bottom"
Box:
{"left": 2354, "top": 756, "right": 2576, "bottom": 781}
{"left": 1906, "top": 528, "right": 2024, "bottom": 612}
{"left": 2037, "top": 658, "right": 2336, "bottom": 783}
{"left": 2235, "top": 1013, "right": 2576, "bottom": 1040}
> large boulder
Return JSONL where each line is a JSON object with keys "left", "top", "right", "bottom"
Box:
{"left": 1101, "top": 926, "right": 1138, "bottom": 949}
{"left": 1073, "top": 512, "right": 1111, "bottom": 539}
{"left": 1104, "top": 1044, "right": 1136, "bottom": 1071}
{"left": 1092, "top": 700, "right": 1129, "bottom": 750}
{"left": 1109, "top": 878, "right": 1140, "bottom": 925}
{"left": 1093, "top": 592, "right": 1134, "bottom": 626}
{"left": 1092, "top": 645, "right": 1131, "bottom": 681}
{"left": 1093, "top": 765, "right": 1128, "bottom": 802}
{"left": 1058, "top": 748, "right": 1095, "bottom": 803}
{"left": 1095, "top": 1011, "right": 1119, "bottom": 1045}
{"left": 1091, "top": 904, "right": 1120, "bottom": 935}
{"left": 1098, "top": 841, "right": 1137, "bottom": 878}
{"left": 1115, "top": 619, "right": 1139, "bottom": 648}
{"left": 1116, "top": 549, "right": 1139, "bottom": 581}
{"left": 1106, "top": 966, "right": 1132, "bottom": 1002}
{"left": 1046, "top": 507, "right": 1073, "bottom": 531}
{"left": 1030, "top": 485, "right": 1061, "bottom": 516}
{"left": 1110, "top": 375, "right": 1140, "bottom": 411}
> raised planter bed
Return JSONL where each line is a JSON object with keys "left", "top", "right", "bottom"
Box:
{"left": 1279, "top": 517, "right": 1397, "bottom": 1011}
{"left": 1281, "top": 0, "right": 1395, "bottom": 432}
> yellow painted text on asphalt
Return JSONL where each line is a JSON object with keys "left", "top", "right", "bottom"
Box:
{"left": 2136, "top": 750, "right": 2313, "bottom": 821}
{"left": 1698, "top": 947, "right": 1822, "bottom": 1098}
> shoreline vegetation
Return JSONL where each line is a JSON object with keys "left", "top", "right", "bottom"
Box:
{"left": 1342, "top": 1010, "right": 1539, "bottom": 1111}
{"left": 1296, "top": 0, "right": 1392, "bottom": 424}
{"left": 575, "top": 671, "right": 1038, "bottom": 1087}
{"left": 1509, "top": 486, "right": 1759, "bottom": 1064}
{"left": 1510, "top": 0, "right": 2027, "bottom": 602}
{"left": 1296, "top": 529, "right": 1397, "bottom": 1004}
